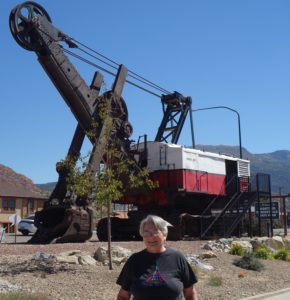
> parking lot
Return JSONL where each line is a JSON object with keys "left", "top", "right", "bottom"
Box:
{"left": 0, "top": 232, "right": 31, "bottom": 244}
{"left": 0, "top": 231, "right": 99, "bottom": 244}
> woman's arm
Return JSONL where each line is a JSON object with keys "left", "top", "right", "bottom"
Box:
{"left": 183, "top": 285, "right": 198, "bottom": 300}
{"left": 116, "top": 288, "right": 131, "bottom": 300}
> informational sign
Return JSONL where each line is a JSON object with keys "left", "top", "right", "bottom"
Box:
{"left": 255, "top": 202, "right": 280, "bottom": 219}
{"left": 8, "top": 214, "right": 21, "bottom": 243}
{"left": 8, "top": 214, "right": 21, "bottom": 225}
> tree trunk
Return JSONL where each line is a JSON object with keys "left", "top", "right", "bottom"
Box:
{"left": 107, "top": 200, "right": 113, "bottom": 270}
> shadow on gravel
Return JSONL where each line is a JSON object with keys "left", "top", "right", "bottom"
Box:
{"left": 0, "top": 257, "right": 77, "bottom": 277}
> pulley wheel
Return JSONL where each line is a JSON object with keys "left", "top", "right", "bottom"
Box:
{"left": 101, "top": 91, "right": 129, "bottom": 122}
{"left": 101, "top": 91, "right": 133, "bottom": 139}
{"left": 9, "top": 1, "right": 51, "bottom": 51}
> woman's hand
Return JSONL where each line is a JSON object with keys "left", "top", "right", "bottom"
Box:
{"left": 116, "top": 288, "right": 131, "bottom": 300}
{"left": 183, "top": 285, "right": 198, "bottom": 300}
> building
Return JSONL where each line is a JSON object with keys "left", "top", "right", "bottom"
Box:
{"left": 0, "top": 164, "right": 47, "bottom": 233}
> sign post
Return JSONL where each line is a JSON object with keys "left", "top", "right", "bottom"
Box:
{"left": 8, "top": 214, "right": 21, "bottom": 243}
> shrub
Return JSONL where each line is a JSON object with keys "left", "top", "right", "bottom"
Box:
{"left": 253, "top": 247, "right": 273, "bottom": 260}
{"left": 207, "top": 276, "right": 223, "bottom": 287}
{"left": 229, "top": 243, "right": 246, "bottom": 256}
{"left": 233, "top": 254, "right": 265, "bottom": 272}
{"left": 274, "top": 248, "right": 290, "bottom": 261}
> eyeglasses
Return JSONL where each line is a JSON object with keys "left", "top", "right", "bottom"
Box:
{"left": 143, "top": 230, "right": 162, "bottom": 237}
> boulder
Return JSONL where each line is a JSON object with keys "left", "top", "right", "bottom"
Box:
{"left": 94, "top": 246, "right": 131, "bottom": 265}
{"left": 202, "top": 238, "right": 232, "bottom": 252}
{"left": 282, "top": 236, "right": 290, "bottom": 250}
{"left": 78, "top": 255, "right": 97, "bottom": 266}
{"left": 264, "top": 236, "right": 285, "bottom": 251}
{"left": 198, "top": 251, "right": 217, "bottom": 259}
{"left": 249, "top": 237, "right": 269, "bottom": 251}
{"left": 55, "top": 255, "right": 79, "bottom": 264}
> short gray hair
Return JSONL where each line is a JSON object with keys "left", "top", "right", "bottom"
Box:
{"left": 139, "top": 215, "right": 172, "bottom": 237}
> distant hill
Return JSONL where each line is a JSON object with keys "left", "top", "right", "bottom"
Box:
{"left": 196, "top": 145, "right": 290, "bottom": 194}
{"left": 31, "top": 145, "right": 290, "bottom": 195}
{"left": 0, "top": 164, "right": 47, "bottom": 198}
{"left": 36, "top": 182, "right": 57, "bottom": 192}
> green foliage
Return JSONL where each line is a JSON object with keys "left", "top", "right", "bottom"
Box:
{"left": 253, "top": 246, "right": 274, "bottom": 260}
{"left": 229, "top": 243, "right": 246, "bottom": 256}
{"left": 94, "top": 168, "right": 124, "bottom": 206}
{"left": 274, "top": 248, "right": 290, "bottom": 261}
{"left": 207, "top": 276, "right": 223, "bottom": 287}
{"left": 233, "top": 254, "right": 265, "bottom": 272}
{"left": 65, "top": 155, "right": 96, "bottom": 199}
{"left": 64, "top": 92, "right": 157, "bottom": 208}
{"left": 0, "top": 293, "right": 49, "bottom": 300}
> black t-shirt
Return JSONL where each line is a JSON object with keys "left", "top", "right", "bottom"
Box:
{"left": 116, "top": 247, "right": 197, "bottom": 300}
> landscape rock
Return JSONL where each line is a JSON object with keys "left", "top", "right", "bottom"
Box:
{"left": 94, "top": 246, "right": 131, "bottom": 265}
{"left": 198, "top": 250, "right": 217, "bottom": 259}
{"left": 33, "top": 252, "right": 56, "bottom": 263}
{"left": 55, "top": 255, "right": 79, "bottom": 264}
{"left": 202, "top": 238, "right": 232, "bottom": 252}
{"left": 283, "top": 236, "right": 290, "bottom": 250}
{"left": 78, "top": 255, "right": 97, "bottom": 266}
{"left": 264, "top": 236, "right": 285, "bottom": 250}
{"left": 249, "top": 237, "right": 269, "bottom": 251}
{"left": 186, "top": 256, "right": 214, "bottom": 270}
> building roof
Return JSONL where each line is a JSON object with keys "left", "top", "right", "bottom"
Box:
{"left": 0, "top": 164, "right": 47, "bottom": 199}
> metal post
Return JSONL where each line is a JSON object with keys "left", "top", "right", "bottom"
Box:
{"left": 283, "top": 196, "right": 288, "bottom": 236}
{"left": 268, "top": 175, "right": 273, "bottom": 237}
{"left": 189, "top": 102, "right": 195, "bottom": 148}
{"left": 256, "top": 174, "right": 261, "bottom": 237}
{"left": 192, "top": 106, "right": 242, "bottom": 158}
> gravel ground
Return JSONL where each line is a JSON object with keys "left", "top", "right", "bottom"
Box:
{"left": 1, "top": 239, "right": 290, "bottom": 300}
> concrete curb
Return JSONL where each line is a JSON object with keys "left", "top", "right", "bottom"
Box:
{"left": 241, "top": 287, "right": 290, "bottom": 299}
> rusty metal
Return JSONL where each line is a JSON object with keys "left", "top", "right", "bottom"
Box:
{"left": 9, "top": 2, "right": 140, "bottom": 243}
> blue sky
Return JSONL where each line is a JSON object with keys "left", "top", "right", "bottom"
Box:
{"left": 1, "top": 0, "right": 290, "bottom": 183}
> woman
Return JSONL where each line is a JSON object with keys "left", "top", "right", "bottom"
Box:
{"left": 116, "top": 215, "right": 198, "bottom": 300}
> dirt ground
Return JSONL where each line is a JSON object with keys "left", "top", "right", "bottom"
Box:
{"left": 1, "top": 239, "right": 290, "bottom": 300}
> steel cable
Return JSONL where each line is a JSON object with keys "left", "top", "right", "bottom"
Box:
{"left": 63, "top": 49, "right": 162, "bottom": 98}
{"left": 37, "top": 26, "right": 170, "bottom": 97}
{"left": 71, "top": 44, "right": 168, "bottom": 96}
{"left": 71, "top": 38, "right": 171, "bottom": 95}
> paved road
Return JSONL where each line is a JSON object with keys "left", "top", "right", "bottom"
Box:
{"left": 0, "top": 232, "right": 31, "bottom": 244}
{"left": 1, "top": 232, "right": 99, "bottom": 244}
{"left": 241, "top": 288, "right": 290, "bottom": 299}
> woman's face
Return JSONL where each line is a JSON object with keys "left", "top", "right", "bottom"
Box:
{"left": 142, "top": 222, "right": 166, "bottom": 253}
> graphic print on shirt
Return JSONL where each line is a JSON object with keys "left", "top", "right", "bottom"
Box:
{"left": 141, "top": 261, "right": 167, "bottom": 286}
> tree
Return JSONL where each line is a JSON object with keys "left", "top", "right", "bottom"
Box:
{"left": 64, "top": 93, "right": 157, "bottom": 269}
